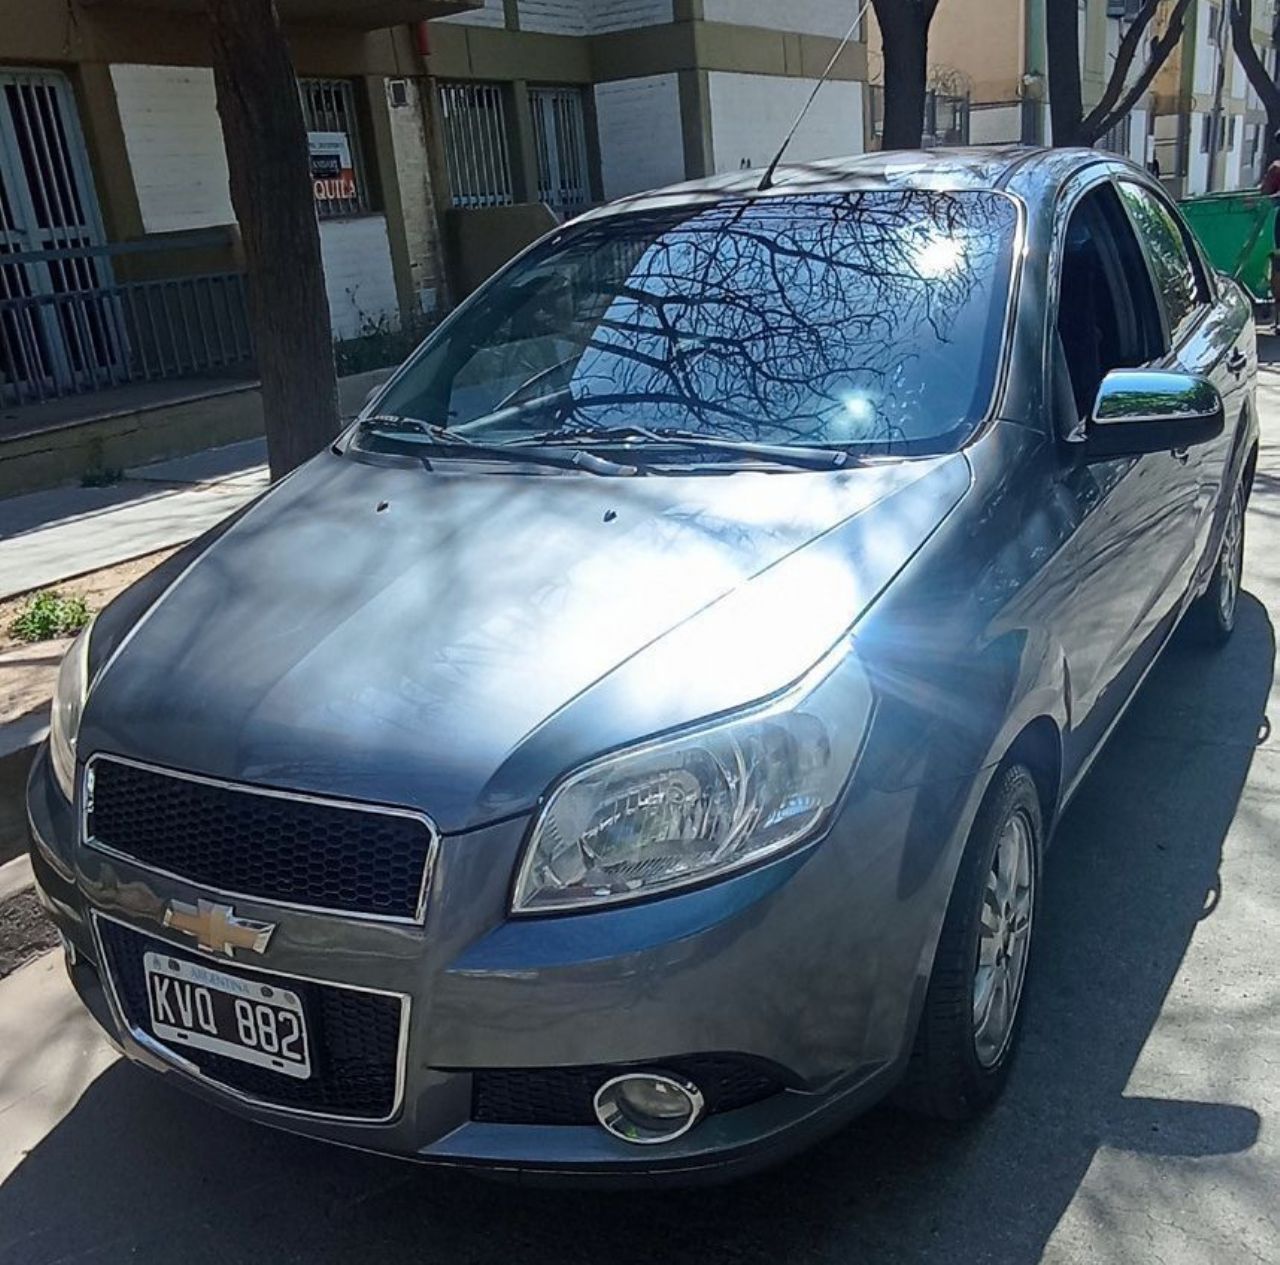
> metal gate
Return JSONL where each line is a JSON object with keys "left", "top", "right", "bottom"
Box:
{"left": 439, "top": 82, "right": 515, "bottom": 209}
{"left": 0, "top": 68, "right": 125, "bottom": 405}
{"left": 530, "top": 86, "right": 591, "bottom": 216}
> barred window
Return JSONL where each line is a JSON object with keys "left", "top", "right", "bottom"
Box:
{"left": 299, "top": 78, "right": 372, "bottom": 218}
{"left": 439, "top": 81, "right": 515, "bottom": 209}
{"left": 531, "top": 85, "right": 592, "bottom": 216}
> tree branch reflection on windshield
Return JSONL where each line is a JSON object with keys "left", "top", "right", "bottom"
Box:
{"left": 373, "top": 190, "right": 1019, "bottom": 462}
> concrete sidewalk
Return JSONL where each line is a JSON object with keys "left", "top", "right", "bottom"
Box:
{"left": 0, "top": 366, "right": 391, "bottom": 600}
{"left": 0, "top": 440, "right": 269, "bottom": 599}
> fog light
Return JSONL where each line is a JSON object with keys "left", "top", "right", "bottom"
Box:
{"left": 592, "top": 1072, "right": 705, "bottom": 1145}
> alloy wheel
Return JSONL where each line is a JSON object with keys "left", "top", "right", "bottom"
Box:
{"left": 1218, "top": 484, "right": 1245, "bottom": 627}
{"left": 972, "top": 807, "right": 1035, "bottom": 1069}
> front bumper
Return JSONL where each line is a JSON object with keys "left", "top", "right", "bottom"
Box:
{"left": 27, "top": 742, "right": 959, "bottom": 1182}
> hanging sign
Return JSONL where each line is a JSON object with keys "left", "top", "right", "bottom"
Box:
{"left": 308, "top": 131, "right": 357, "bottom": 203}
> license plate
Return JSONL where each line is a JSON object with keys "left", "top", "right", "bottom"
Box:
{"left": 144, "top": 951, "right": 311, "bottom": 1080}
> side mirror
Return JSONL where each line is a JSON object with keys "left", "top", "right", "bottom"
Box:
{"left": 1083, "top": 369, "right": 1224, "bottom": 461}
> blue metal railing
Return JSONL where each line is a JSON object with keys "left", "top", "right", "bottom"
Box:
{"left": 0, "top": 234, "right": 254, "bottom": 408}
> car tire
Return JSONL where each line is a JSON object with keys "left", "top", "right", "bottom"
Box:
{"left": 1187, "top": 478, "right": 1245, "bottom": 647}
{"left": 895, "top": 763, "right": 1042, "bottom": 1122}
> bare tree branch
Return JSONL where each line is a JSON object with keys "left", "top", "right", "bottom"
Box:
{"left": 1083, "top": 0, "right": 1197, "bottom": 143}
{"left": 1079, "top": 0, "right": 1162, "bottom": 135}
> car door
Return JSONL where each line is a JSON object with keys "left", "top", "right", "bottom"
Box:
{"left": 1115, "top": 179, "right": 1249, "bottom": 582}
{"left": 1047, "top": 177, "right": 1201, "bottom": 781}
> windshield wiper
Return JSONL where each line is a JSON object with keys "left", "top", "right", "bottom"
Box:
{"left": 492, "top": 356, "right": 580, "bottom": 412}
{"left": 449, "top": 388, "right": 574, "bottom": 438}
{"left": 514, "top": 423, "right": 851, "bottom": 470}
{"left": 362, "top": 414, "right": 482, "bottom": 446}
{"left": 357, "top": 414, "right": 638, "bottom": 477}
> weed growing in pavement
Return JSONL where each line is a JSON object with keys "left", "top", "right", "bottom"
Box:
{"left": 80, "top": 466, "right": 125, "bottom": 488}
{"left": 8, "top": 589, "right": 90, "bottom": 643}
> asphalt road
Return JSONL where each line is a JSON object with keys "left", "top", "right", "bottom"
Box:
{"left": 4, "top": 363, "right": 1280, "bottom": 1265}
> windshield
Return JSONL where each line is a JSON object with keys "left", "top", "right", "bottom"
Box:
{"left": 361, "top": 190, "right": 1019, "bottom": 460}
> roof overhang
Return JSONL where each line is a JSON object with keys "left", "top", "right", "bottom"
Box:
{"left": 78, "top": 0, "right": 481, "bottom": 30}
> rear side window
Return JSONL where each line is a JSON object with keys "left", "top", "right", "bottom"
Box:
{"left": 1116, "top": 182, "right": 1206, "bottom": 344}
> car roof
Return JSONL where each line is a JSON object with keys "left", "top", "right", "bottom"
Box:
{"left": 575, "top": 146, "right": 1132, "bottom": 224}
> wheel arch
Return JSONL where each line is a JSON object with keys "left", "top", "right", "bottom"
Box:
{"left": 1001, "top": 715, "right": 1064, "bottom": 840}
{"left": 1243, "top": 437, "right": 1259, "bottom": 503}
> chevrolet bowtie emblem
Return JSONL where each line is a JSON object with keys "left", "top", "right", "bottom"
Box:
{"left": 163, "top": 899, "right": 276, "bottom": 958}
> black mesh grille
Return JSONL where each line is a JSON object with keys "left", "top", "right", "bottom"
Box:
{"left": 87, "top": 758, "right": 433, "bottom": 920}
{"left": 98, "top": 918, "right": 403, "bottom": 1120}
{"left": 471, "top": 1056, "right": 784, "bottom": 1126}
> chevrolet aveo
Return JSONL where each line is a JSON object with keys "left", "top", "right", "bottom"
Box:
{"left": 28, "top": 147, "right": 1257, "bottom": 1182}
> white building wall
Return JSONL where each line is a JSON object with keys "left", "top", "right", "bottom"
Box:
{"left": 969, "top": 104, "right": 1023, "bottom": 144}
{"left": 1192, "top": 0, "right": 1218, "bottom": 95}
{"left": 707, "top": 72, "right": 862, "bottom": 173}
{"left": 319, "top": 217, "right": 400, "bottom": 340}
{"left": 110, "top": 64, "right": 234, "bottom": 233}
{"left": 112, "top": 63, "right": 404, "bottom": 339}
{"left": 702, "top": 0, "right": 850, "bottom": 37}
{"left": 436, "top": 0, "right": 506, "bottom": 25}
{"left": 1187, "top": 112, "right": 1211, "bottom": 193}
{"left": 589, "top": 0, "right": 672, "bottom": 32}
{"left": 1225, "top": 114, "right": 1246, "bottom": 189}
{"left": 1246, "top": 42, "right": 1265, "bottom": 108}
{"left": 1128, "top": 107, "right": 1150, "bottom": 166}
{"left": 520, "top": 0, "right": 588, "bottom": 35}
{"left": 595, "top": 73, "right": 684, "bottom": 198}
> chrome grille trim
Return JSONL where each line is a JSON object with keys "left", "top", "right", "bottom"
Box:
{"left": 80, "top": 752, "right": 439, "bottom": 925}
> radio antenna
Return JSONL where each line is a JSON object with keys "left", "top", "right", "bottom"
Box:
{"left": 758, "top": 0, "right": 873, "bottom": 192}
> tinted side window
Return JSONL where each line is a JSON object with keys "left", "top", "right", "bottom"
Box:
{"left": 1117, "top": 182, "right": 1205, "bottom": 344}
{"left": 1054, "top": 185, "right": 1165, "bottom": 422}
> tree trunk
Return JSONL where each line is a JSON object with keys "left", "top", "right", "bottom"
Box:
{"left": 1046, "top": 0, "right": 1085, "bottom": 147}
{"left": 873, "top": 0, "right": 936, "bottom": 151}
{"left": 207, "top": 0, "right": 339, "bottom": 480}
{"left": 1230, "top": 0, "right": 1280, "bottom": 168}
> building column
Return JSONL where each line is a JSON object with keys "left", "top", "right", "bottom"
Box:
{"left": 678, "top": 69, "right": 714, "bottom": 180}
{"left": 72, "top": 62, "right": 146, "bottom": 243}
{"left": 364, "top": 73, "right": 419, "bottom": 319}
{"left": 508, "top": 79, "right": 541, "bottom": 204}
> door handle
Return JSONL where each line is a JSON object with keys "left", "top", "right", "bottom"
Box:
{"left": 1227, "top": 349, "right": 1248, "bottom": 376}
{"left": 1172, "top": 448, "right": 1191, "bottom": 464}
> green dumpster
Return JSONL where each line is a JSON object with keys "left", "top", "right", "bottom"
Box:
{"left": 1179, "top": 191, "right": 1276, "bottom": 303}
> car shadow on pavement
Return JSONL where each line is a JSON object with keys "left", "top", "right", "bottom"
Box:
{"left": 0, "top": 594, "right": 1273, "bottom": 1265}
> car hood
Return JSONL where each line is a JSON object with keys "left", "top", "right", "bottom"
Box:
{"left": 82, "top": 449, "right": 970, "bottom": 831}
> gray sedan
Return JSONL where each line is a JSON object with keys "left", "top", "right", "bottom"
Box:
{"left": 27, "top": 146, "right": 1257, "bottom": 1181}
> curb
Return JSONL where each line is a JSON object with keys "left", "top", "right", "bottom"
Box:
{"left": 0, "top": 727, "right": 46, "bottom": 980}
{"left": 0, "top": 852, "right": 55, "bottom": 980}
{"left": 0, "top": 729, "right": 40, "bottom": 869}
{"left": 0, "top": 851, "right": 32, "bottom": 903}
{"left": 0, "top": 725, "right": 62, "bottom": 978}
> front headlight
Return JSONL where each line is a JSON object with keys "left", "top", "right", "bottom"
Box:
{"left": 512, "top": 647, "right": 873, "bottom": 913}
{"left": 49, "top": 619, "right": 94, "bottom": 802}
